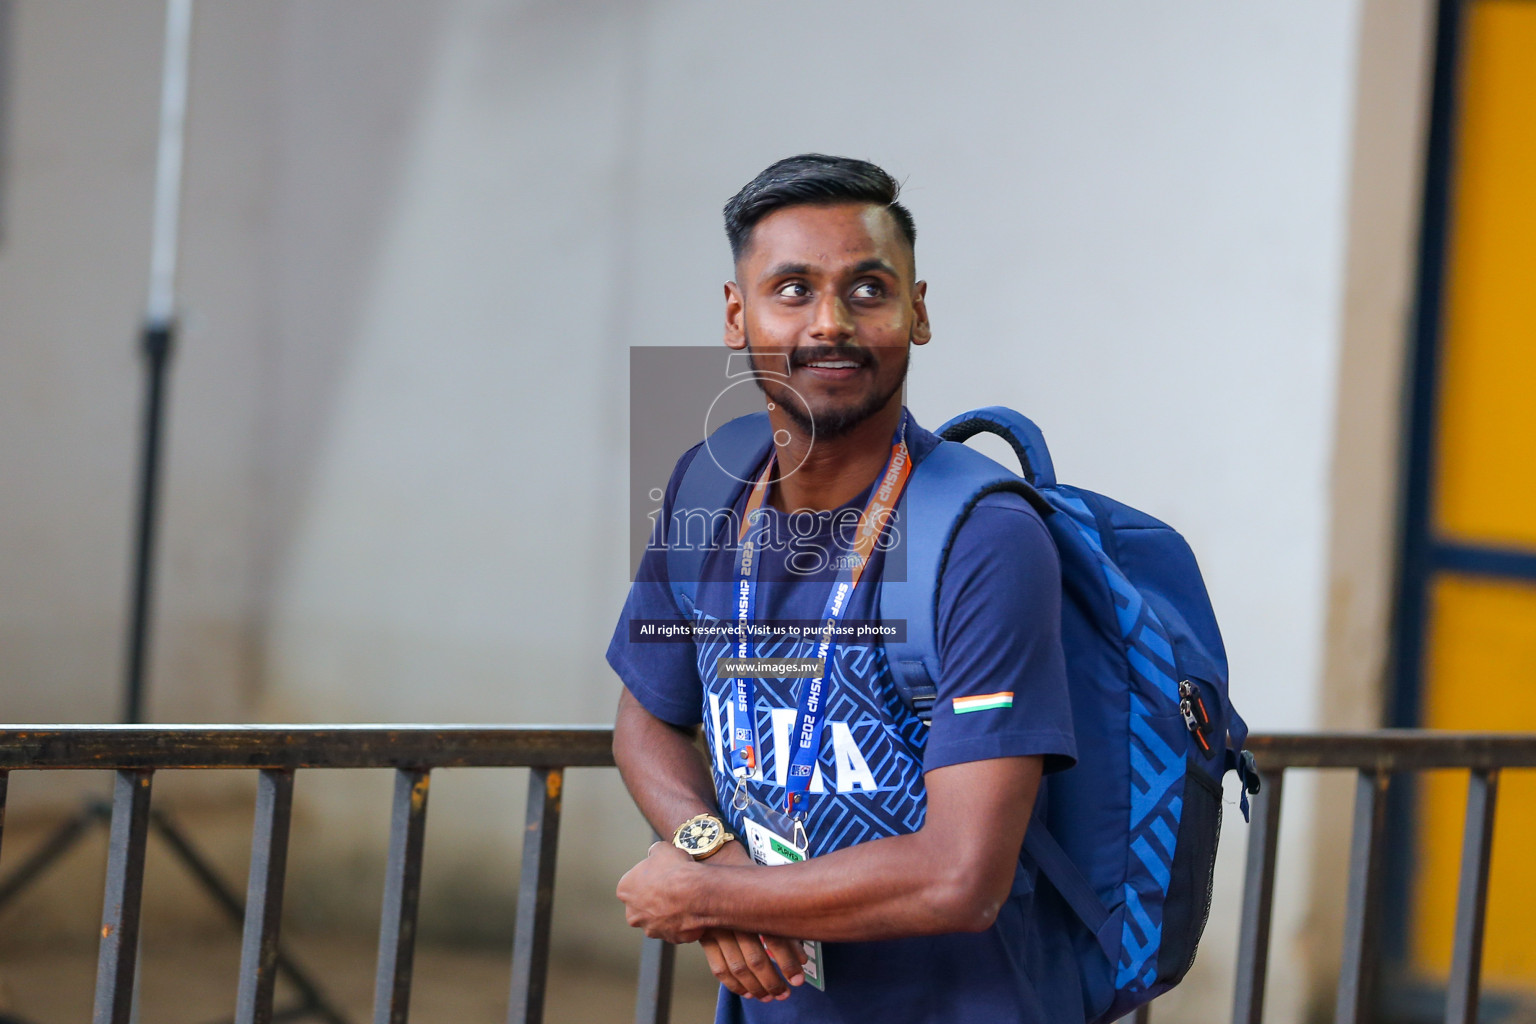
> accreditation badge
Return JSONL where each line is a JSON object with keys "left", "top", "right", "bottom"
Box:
{"left": 733, "top": 793, "right": 825, "bottom": 991}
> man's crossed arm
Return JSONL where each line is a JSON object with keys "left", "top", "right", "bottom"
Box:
{"left": 612, "top": 690, "right": 1042, "bottom": 1000}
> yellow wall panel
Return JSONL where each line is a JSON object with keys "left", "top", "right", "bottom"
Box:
{"left": 1413, "top": 574, "right": 1536, "bottom": 982}
{"left": 1433, "top": 0, "right": 1536, "bottom": 549}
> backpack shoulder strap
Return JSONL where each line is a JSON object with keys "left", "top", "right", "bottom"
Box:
{"left": 666, "top": 412, "right": 772, "bottom": 616}
{"left": 879, "top": 436, "right": 1048, "bottom": 717}
{"left": 896, "top": 411, "right": 1120, "bottom": 960}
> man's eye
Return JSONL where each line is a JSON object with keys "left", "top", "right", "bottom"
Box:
{"left": 852, "top": 282, "right": 884, "bottom": 300}
{"left": 777, "top": 282, "right": 808, "bottom": 298}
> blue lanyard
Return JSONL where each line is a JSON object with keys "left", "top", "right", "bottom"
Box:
{"left": 727, "top": 508, "right": 768, "bottom": 780}
{"left": 727, "top": 415, "right": 913, "bottom": 816}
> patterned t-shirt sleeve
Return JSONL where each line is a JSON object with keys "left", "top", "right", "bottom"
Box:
{"left": 604, "top": 446, "right": 705, "bottom": 727}
{"left": 922, "top": 491, "right": 1077, "bottom": 774}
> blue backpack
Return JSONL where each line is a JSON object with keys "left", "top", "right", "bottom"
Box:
{"left": 667, "top": 406, "right": 1258, "bottom": 1023}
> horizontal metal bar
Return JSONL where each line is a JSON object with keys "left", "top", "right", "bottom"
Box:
{"left": 0, "top": 726, "right": 615, "bottom": 770}
{"left": 3, "top": 727, "right": 1533, "bottom": 772}
{"left": 1246, "top": 731, "right": 1536, "bottom": 771}
{"left": 1431, "top": 540, "right": 1536, "bottom": 582}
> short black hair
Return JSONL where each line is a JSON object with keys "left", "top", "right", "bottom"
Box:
{"left": 723, "top": 153, "right": 916, "bottom": 262}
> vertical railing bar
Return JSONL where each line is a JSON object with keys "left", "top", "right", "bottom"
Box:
{"left": 373, "top": 768, "right": 431, "bottom": 1024}
{"left": 93, "top": 769, "right": 155, "bottom": 1024}
{"left": 634, "top": 935, "right": 675, "bottom": 1024}
{"left": 634, "top": 831, "right": 675, "bottom": 1024}
{"left": 1445, "top": 767, "right": 1499, "bottom": 1024}
{"left": 235, "top": 769, "right": 296, "bottom": 1024}
{"left": 149, "top": 808, "right": 350, "bottom": 1024}
{"left": 507, "top": 766, "right": 564, "bottom": 1024}
{"left": 1232, "top": 770, "right": 1285, "bottom": 1024}
{"left": 1334, "top": 770, "right": 1389, "bottom": 1024}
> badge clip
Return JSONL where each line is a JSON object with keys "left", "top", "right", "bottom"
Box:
{"left": 792, "top": 818, "right": 809, "bottom": 856}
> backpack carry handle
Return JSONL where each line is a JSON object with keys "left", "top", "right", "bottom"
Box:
{"left": 937, "top": 407, "right": 1057, "bottom": 487}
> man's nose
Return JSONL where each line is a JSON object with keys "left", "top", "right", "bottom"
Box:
{"left": 809, "top": 293, "right": 854, "bottom": 342}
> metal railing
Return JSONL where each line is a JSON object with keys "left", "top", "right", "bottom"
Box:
{"left": 0, "top": 726, "right": 634, "bottom": 1024}
{"left": 1233, "top": 731, "right": 1536, "bottom": 1024}
{"left": 0, "top": 728, "right": 1532, "bottom": 1024}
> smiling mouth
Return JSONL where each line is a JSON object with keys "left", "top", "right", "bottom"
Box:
{"left": 804, "top": 362, "right": 866, "bottom": 386}
{"left": 796, "top": 357, "right": 868, "bottom": 380}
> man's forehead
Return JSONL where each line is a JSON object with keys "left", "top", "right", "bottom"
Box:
{"left": 740, "top": 202, "right": 913, "bottom": 279}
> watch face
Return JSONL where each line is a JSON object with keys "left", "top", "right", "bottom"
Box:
{"left": 676, "top": 816, "right": 723, "bottom": 854}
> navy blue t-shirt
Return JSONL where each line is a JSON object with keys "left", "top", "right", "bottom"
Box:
{"left": 607, "top": 413, "right": 1083, "bottom": 1024}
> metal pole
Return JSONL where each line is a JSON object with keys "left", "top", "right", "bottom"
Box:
{"left": 123, "top": 0, "right": 193, "bottom": 724}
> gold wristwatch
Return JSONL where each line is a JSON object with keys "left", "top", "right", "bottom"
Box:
{"left": 671, "top": 813, "right": 736, "bottom": 860}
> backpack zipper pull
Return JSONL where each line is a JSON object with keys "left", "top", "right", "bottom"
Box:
{"left": 1178, "top": 679, "right": 1213, "bottom": 753}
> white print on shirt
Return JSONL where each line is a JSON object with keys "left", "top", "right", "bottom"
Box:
{"left": 707, "top": 693, "right": 882, "bottom": 793}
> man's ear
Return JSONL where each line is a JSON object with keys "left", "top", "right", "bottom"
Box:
{"left": 910, "top": 280, "right": 932, "bottom": 346}
{"left": 724, "top": 281, "right": 747, "bottom": 350}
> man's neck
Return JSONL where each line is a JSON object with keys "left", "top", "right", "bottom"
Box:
{"left": 766, "top": 399, "right": 905, "bottom": 513}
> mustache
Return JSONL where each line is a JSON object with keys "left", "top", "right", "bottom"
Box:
{"left": 789, "top": 346, "right": 873, "bottom": 369}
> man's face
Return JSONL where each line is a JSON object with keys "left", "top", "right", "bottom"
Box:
{"left": 724, "top": 202, "right": 930, "bottom": 439}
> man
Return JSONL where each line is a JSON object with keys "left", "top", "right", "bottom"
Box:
{"left": 609, "top": 154, "right": 1081, "bottom": 1023}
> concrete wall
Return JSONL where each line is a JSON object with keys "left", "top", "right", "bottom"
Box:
{"left": 0, "top": 0, "right": 282, "bottom": 941}
{"left": 0, "top": 1, "right": 281, "bottom": 736}
{"left": 1, "top": 3, "right": 162, "bottom": 730}
{"left": 0, "top": 1, "right": 1426, "bottom": 1018}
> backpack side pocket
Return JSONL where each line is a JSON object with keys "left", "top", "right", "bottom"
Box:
{"left": 1157, "top": 765, "right": 1223, "bottom": 984}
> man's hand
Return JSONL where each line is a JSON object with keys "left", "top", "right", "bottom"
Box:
{"left": 617, "top": 842, "right": 706, "bottom": 944}
{"left": 618, "top": 840, "right": 809, "bottom": 1001}
{"left": 695, "top": 842, "right": 807, "bottom": 1001}
{"left": 611, "top": 693, "right": 804, "bottom": 999}
{"left": 699, "top": 928, "right": 805, "bottom": 1002}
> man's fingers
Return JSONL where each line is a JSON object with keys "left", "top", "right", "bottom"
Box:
{"left": 732, "top": 931, "right": 788, "bottom": 1000}
{"left": 704, "top": 929, "right": 787, "bottom": 1000}
{"left": 718, "top": 927, "right": 780, "bottom": 1000}
{"left": 698, "top": 935, "right": 735, "bottom": 994}
{"left": 761, "top": 934, "right": 808, "bottom": 985}
{"left": 699, "top": 933, "right": 749, "bottom": 998}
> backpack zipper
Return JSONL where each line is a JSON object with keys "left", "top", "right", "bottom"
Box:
{"left": 1174, "top": 682, "right": 1221, "bottom": 981}
{"left": 1178, "top": 679, "right": 1213, "bottom": 754}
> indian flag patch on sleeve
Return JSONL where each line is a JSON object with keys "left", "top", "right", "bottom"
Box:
{"left": 952, "top": 691, "right": 1014, "bottom": 714}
